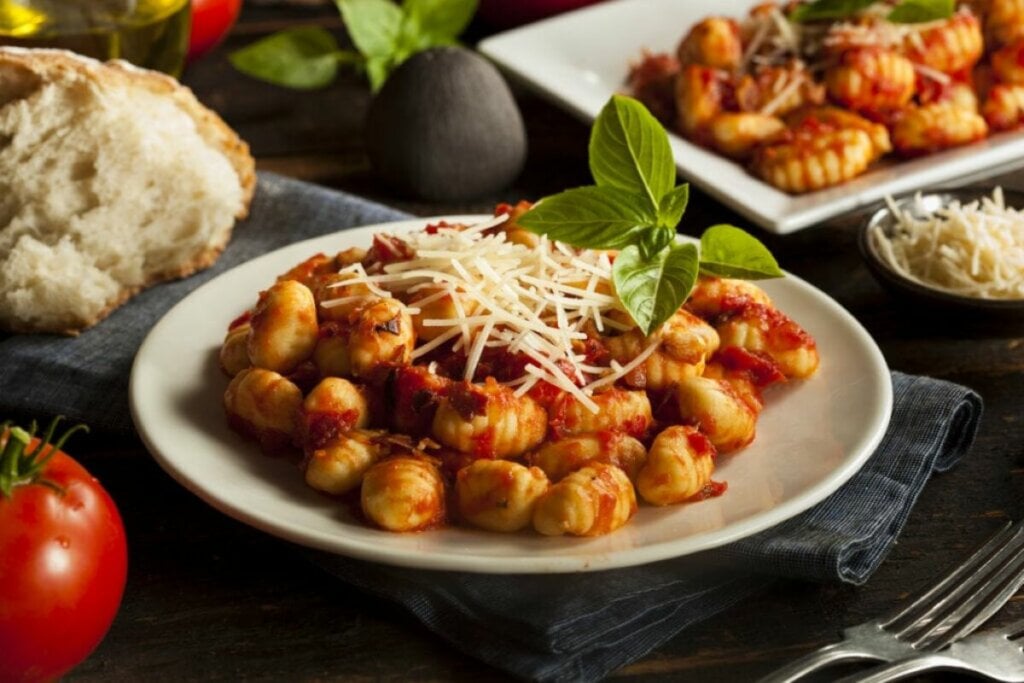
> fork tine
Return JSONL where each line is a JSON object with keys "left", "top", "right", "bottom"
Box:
{"left": 1004, "top": 618, "right": 1024, "bottom": 640}
{"left": 881, "top": 521, "right": 1017, "bottom": 630}
{"left": 915, "top": 543, "right": 1024, "bottom": 650}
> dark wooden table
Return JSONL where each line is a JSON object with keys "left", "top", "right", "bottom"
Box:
{"left": 67, "top": 3, "right": 1024, "bottom": 681}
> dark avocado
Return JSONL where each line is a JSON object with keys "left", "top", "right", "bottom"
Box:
{"left": 365, "top": 47, "right": 527, "bottom": 202}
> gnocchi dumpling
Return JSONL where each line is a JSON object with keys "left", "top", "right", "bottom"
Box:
{"left": 825, "top": 48, "right": 915, "bottom": 113}
{"left": 604, "top": 329, "right": 704, "bottom": 390}
{"left": 312, "top": 323, "right": 352, "bottom": 378}
{"left": 677, "top": 17, "right": 742, "bottom": 71}
{"left": 686, "top": 276, "right": 772, "bottom": 319}
{"left": 752, "top": 128, "right": 876, "bottom": 194}
{"left": 298, "top": 377, "right": 370, "bottom": 449}
{"left": 549, "top": 388, "right": 653, "bottom": 439}
{"left": 707, "top": 112, "right": 786, "bottom": 159}
{"left": 224, "top": 368, "right": 303, "bottom": 454}
{"left": 528, "top": 432, "right": 647, "bottom": 482}
{"left": 714, "top": 303, "right": 820, "bottom": 379}
{"left": 456, "top": 460, "right": 549, "bottom": 532}
{"left": 348, "top": 297, "right": 415, "bottom": 378}
{"left": 248, "top": 280, "right": 319, "bottom": 374}
{"left": 532, "top": 463, "right": 637, "bottom": 537}
{"left": 431, "top": 379, "right": 547, "bottom": 458}
{"left": 891, "top": 103, "right": 988, "bottom": 157}
{"left": 984, "top": 84, "right": 1024, "bottom": 130}
{"left": 361, "top": 456, "right": 446, "bottom": 532}
{"left": 305, "top": 430, "right": 386, "bottom": 495}
{"left": 637, "top": 426, "right": 717, "bottom": 506}
{"left": 675, "top": 376, "right": 758, "bottom": 453}
{"left": 904, "top": 11, "right": 984, "bottom": 74}
{"left": 675, "top": 64, "right": 728, "bottom": 137}
{"left": 220, "top": 321, "right": 251, "bottom": 377}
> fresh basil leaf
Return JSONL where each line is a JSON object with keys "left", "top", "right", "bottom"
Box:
{"left": 403, "top": 0, "right": 478, "bottom": 42}
{"left": 699, "top": 224, "right": 783, "bottom": 279}
{"left": 613, "top": 242, "right": 699, "bottom": 336}
{"left": 336, "top": 0, "right": 404, "bottom": 58}
{"left": 516, "top": 186, "right": 658, "bottom": 250}
{"left": 229, "top": 28, "right": 345, "bottom": 90}
{"left": 638, "top": 227, "right": 675, "bottom": 260}
{"left": 589, "top": 95, "right": 675, "bottom": 212}
{"left": 658, "top": 183, "right": 690, "bottom": 229}
{"left": 789, "top": 0, "right": 876, "bottom": 22}
{"left": 364, "top": 56, "right": 391, "bottom": 92}
{"left": 887, "top": 0, "right": 953, "bottom": 23}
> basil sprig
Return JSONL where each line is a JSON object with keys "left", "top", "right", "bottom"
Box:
{"left": 517, "top": 95, "right": 782, "bottom": 336}
{"left": 230, "top": 0, "right": 478, "bottom": 92}
{"left": 789, "top": 0, "right": 953, "bottom": 24}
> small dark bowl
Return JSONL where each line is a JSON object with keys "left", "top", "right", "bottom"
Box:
{"left": 859, "top": 188, "right": 1024, "bottom": 319}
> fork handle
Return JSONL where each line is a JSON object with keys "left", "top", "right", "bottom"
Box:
{"left": 837, "top": 654, "right": 965, "bottom": 683}
{"left": 758, "top": 642, "right": 882, "bottom": 683}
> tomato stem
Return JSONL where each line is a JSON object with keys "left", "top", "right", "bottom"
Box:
{"left": 0, "top": 417, "right": 89, "bottom": 498}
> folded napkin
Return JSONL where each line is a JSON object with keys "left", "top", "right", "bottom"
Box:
{"left": 0, "top": 172, "right": 408, "bottom": 432}
{"left": 313, "top": 372, "right": 982, "bottom": 682}
{"left": 0, "top": 174, "right": 983, "bottom": 681}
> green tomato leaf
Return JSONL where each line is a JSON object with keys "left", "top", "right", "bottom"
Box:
{"left": 658, "top": 183, "right": 690, "bottom": 229}
{"left": 589, "top": 95, "right": 676, "bottom": 212}
{"left": 613, "top": 242, "right": 699, "bottom": 336}
{"left": 699, "top": 224, "right": 784, "bottom": 280}
{"left": 516, "top": 186, "right": 658, "bottom": 250}
{"left": 403, "top": 0, "right": 478, "bottom": 42}
{"left": 229, "top": 28, "right": 344, "bottom": 90}
{"left": 336, "top": 0, "right": 404, "bottom": 58}
{"left": 789, "top": 0, "right": 876, "bottom": 22}
{"left": 887, "top": 0, "right": 954, "bottom": 23}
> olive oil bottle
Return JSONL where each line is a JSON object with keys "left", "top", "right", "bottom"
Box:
{"left": 0, "top": 0, "right": 190, "bottom": 76}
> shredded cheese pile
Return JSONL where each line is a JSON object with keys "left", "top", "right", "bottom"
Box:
{"left": 872, "top": 188, "right": 1024, "bottom": 300}
{"left": 322, "top": 216, "right": 660, "bottom": 412}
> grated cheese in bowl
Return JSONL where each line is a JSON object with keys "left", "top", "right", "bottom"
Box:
{"left": 869, "top": 188, "right": 1024, "bottom": 301}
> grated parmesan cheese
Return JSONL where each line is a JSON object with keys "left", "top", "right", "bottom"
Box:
{"left": 320, "top": 215, "right": 662, "bottom": 412}
{"left": 871, "top": 188, "right": 1024, "bottom": 300}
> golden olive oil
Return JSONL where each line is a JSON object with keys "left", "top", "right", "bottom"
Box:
{"left": 0, "top": 0, "right": 191, "bottom": 76}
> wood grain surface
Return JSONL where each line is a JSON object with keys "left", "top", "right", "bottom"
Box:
{"left": 64, "top": 3, "right": 1024, "bottom": 681}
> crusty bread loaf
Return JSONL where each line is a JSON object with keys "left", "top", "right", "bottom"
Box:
{"left": 0, "top": 48, "right": 256, "bottom": 334}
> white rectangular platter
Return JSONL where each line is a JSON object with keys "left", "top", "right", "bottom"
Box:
{"left": 479, "top": 0, "right": 1024, "bottom": 233}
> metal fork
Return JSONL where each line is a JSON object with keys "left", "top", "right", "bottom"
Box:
{"left": 759, "top": 520, "right": 1024, "bottom": 683}
{"left": 841, "top": 617, "right": 1024, "bottom": 682}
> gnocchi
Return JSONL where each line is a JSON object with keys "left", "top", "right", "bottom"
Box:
{"left": 221, "top": 215, "right": 817, "bottom": 538}
{"left": 631, "top": 3, "right": 1005, "bottom": 193}
{"left": 532, "top": 463, "right": 637, "bottom": 537}
{"left": 637, "top": 426, "right": 718, "bottom": 506}
{"left": 305, "top": 430, "right": 386, "bottom": 495}
{"left": 456, "top": 460, "right": 550, "bottom": 532}
{"left": 361, "top": 456, "right": 446, "bottom": 532}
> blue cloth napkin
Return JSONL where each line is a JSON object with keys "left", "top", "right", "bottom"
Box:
{"left": 0, "top": 173, "right": 983, "bottom": 681}
{"left": 313, "top": 371, "right": 982, "bottom": 681}
{"left": 0, "top": 173, "right": 408, "bottom": 432}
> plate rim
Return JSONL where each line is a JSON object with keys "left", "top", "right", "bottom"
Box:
{"left": 130, "top": 215, "right": 893, "bottom": 573}
{"left": 477, "top": 0, "right": 1024, "bottom": 234}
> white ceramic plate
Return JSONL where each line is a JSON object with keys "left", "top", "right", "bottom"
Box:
{"left": 130, "top": 217, "right": 892, "bottom": 573}
{"left": 479, "top": 0, "right": 1024, "bottom": 234}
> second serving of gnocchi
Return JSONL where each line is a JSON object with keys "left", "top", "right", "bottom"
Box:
{"left": 219, "top": 205, "right": 819, "bottom": 537}
{"left": 629, "top": 0, "right": 1024, "bottom": 194}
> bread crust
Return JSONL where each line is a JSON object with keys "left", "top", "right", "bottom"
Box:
{"left": 0, "top": 48, "right": 256, "bottom": 335}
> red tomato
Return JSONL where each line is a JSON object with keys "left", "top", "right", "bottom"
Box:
{"left": 0, "top": 422, "right": 128, "bottom": 683}
{"left": 188, "top": 0, "right": 243, "bottom": 61}
{"left": 477, "top": 0, "right": 605, "bottom": 28}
